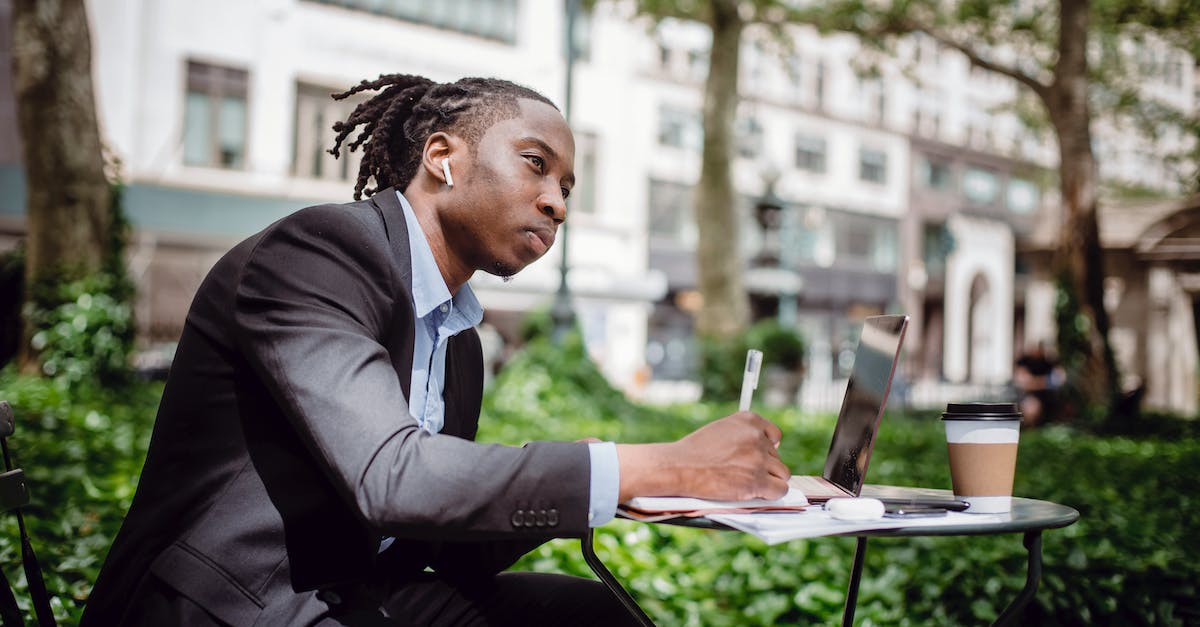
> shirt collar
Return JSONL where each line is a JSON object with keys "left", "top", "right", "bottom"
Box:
{"left": 396, "top": 191, "right": 483, "bottom": 326}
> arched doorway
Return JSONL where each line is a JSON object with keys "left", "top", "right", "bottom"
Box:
{"left": 967, "top": 273, "right": 995, "bottom": 383}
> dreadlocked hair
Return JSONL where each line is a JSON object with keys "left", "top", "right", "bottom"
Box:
{"left": 328, "top": 74, "right": 558, "bottom": 200}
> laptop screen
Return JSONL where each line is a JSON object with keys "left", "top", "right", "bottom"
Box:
{"left": 822, "top": 314, "right": 909, "bottom": 496}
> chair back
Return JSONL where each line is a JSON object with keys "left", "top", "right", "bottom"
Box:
{"left": 0, "top": 400, "right": 56, "bottom": 627}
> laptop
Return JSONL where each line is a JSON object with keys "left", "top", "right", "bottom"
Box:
{"left": 788, "top": 314, "right": 909, "bottom": 502}
{"left": 621, "top": 314, "right": 909, "bottom": 517}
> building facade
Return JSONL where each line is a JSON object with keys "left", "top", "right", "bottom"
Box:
{"left": 1, "top": 1, "right": 1196, "bottom": 410}
{"left": 0, "top": 0, "right": 665, "bottom": 388}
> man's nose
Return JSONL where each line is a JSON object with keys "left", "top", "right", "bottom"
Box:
{"left": 540, "top": 191, "right": 566, "bottom": 225}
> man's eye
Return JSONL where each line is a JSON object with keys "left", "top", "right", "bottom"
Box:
{"left": 528, "top": 155, "right": 545, "bottom": 171}
{"left": 561, "top": 187, "right": 571, "bottom": 200}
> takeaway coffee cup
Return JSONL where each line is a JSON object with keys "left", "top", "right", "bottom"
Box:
{"left": 942, "top": 402, "right": 1022, "bottom": 513}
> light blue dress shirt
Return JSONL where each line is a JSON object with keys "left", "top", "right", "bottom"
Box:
{"left": 396, "top": 192, "right": 618, "bottom": 527}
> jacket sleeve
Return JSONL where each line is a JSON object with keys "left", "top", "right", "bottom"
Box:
{"left": 230, "top": 204, "right": 592, "bottom": 540}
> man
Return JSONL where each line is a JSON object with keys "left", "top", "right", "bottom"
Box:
{"left": 82, "top": 75, "right": 789, "bottom": 626}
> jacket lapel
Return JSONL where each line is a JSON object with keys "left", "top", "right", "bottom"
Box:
{"left": 367, "top": 189, "right": 482, "bottom": 440}
{"left": 368, "top": 189, "right": 416, "bottom": 404}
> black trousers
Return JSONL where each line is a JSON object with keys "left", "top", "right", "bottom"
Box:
{"left": 340, "top": 572, "right": 641, "bottom": 627}
{"left": 122, "top": 571, "right": 640, "bottom": 626}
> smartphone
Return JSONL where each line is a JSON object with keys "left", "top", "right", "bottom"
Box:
{"left": 878, "top": 498, "right": 968, "bottom": 512}
{"left": 883, "top": 505, "right": 948, "bottom": 519}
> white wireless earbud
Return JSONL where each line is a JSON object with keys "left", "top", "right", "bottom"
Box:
{"left": 441, "top": 158, "right": 454, "bottom": 188}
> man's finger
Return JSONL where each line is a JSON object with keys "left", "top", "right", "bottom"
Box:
{"left": 759, "top": 419, "right": 783, "bottom": 446}
{"left": 767, "top": 457, "right": 791, "bottom": 480}
{"left": 762, "top": 475, "right": 790, "bottom": 499}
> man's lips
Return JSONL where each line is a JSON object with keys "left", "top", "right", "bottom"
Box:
{"left": 525, "top": 227, "right": 555, "bottom": 256}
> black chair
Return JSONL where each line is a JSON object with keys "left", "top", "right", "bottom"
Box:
{"left": 0, "top": 401, "right": 55, "bottom": 627}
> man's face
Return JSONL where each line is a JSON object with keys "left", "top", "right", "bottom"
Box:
{"left": 440, "top": 98, "right": 575, "bottom": 278}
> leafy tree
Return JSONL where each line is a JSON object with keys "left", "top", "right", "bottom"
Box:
{"left": 619, "top": 0, "right": 1199, "bottom": 418}
{"left": 11, "top": 0, "right": 117, "bottom": 373}
{"left": 785, "top": 0, "right": 1199, "bottom": 420}
{"left": 618, "top": 0, "right": 759, "bottom": 340}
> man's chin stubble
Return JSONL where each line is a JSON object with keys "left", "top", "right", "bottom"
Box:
{"left": 491, "top": 261, "right": 518, "bottom": 282}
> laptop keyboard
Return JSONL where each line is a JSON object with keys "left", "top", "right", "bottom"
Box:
{"left": 789, "top": 475, "right": 849, "bottom": 499}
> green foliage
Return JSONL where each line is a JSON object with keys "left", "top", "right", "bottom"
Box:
{"left": 480, "top": 349, "right": 1200, "bottom": 626}
{"left": 746, "top": 318, "right": 806, "bottom": 370}
{"left": 0, "top": 369, "right": 161, "bottom": 625}
{"left": 698, "top": 318, "right": 806, "bottom": 401}
{"left": 19, "top": 181, "right": 136, "bottom": 388}
{"left": 517, "top": 307, "right": 556, "bottom": 344}
{"left": 1, "top": 338, "right": 1197, "bottom": 625}
{"left": 698, "top": 334, "right": 749, "bottom": 402}
{"left": 1052, "top": 271, "right": 1127, "bottom": 430}
{"left": 485, "top": 331, "right": 695, "bottom": 444}
{"left": 25, "top": 273, "right": 135, "bottom": 389}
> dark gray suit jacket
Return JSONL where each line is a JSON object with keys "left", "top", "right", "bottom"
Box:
{"left": 81, "top": 190, "right": 592, "bottom": 625}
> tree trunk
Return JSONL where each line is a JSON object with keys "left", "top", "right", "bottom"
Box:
{"left": 11, "top": 0, "right": 111, "bottom": 370}
{"left": 1046, "top": 0, "right": 1118, "bottom": 408}
{"left": 693, "top": 0, "right": 749, "bottom": 339}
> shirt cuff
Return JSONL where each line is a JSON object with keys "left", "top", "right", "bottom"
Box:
{"left": 587, "top": 441, "right": 620, "bottom": 527}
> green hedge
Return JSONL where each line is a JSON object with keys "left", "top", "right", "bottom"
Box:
{"left": 1, "top": 337, "right": 1198, "bottom": 625}
{"left": 481, "top": 338, "right": 1200, "bottom": 626}
{"left": 0, "top": 371, "right": 160, "bottom": 624}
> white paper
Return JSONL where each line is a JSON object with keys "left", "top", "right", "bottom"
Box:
{"left": 707, "top": 510, "right": 1007, "bottom": 545}
{"left": 623, "top": 486, "right": 809, "bottom": 514}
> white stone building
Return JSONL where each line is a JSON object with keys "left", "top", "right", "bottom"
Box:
{"left": 0, "top": 0, "right": 1195, "bottom": 412}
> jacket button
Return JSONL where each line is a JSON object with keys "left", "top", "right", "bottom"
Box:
{"left": 547, "top": 509, "right": 559, "bottom": 526}
{"left": 317, "top": 589, "right": 343, "bottom": 605}
{"left": 535, "top": 510, "right": 547, "bottom": 527}
{"left": 511, "top": 510, "right": 524, "bottom": 527}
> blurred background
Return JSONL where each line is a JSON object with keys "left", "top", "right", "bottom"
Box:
{"left": 1, "top": 0, "right": 1198, "bottom": 420}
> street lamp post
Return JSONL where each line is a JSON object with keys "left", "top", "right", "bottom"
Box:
{"left": 551, "top": 0, "right": 579, "bottom": 343}
{"left": 753, "top": 175, "right": 784, "bottom": 268}
{"left": 752, "top": 172, "right": 800, "bottom": 327}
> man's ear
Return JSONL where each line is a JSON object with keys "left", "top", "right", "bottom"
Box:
{"left": 422, "top": 132, "right": 457, "bottom": 187}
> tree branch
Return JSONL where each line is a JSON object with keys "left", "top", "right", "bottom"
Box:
{"left": 771, "top": 1, "right": 1054, "bottom": 102}
{"left": 907, "top": 18, "right": 1052, "bottom": 102}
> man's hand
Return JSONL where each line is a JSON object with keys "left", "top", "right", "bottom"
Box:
{"left": 615, "top": 412, "right": 791, "bottom": 503}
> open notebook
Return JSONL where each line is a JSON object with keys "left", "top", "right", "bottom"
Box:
{"left": 621, "top": 315, "right": 909, "bottom": 519}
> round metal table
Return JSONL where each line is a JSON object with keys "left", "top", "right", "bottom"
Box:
{"left": 582, "top": 485, "right": 1080, "bottom": 627}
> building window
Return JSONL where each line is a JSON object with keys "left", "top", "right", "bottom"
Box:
{"left": 293, "top": 83, "right": 365, "bottom": 181}
{"left": 794, "top": 135, "right": 826, "bottom": 173}
{"left": 963, "top": 167, "right": 999, "bottom": 205}
{"left": 566, "top": 6, "right": 594, "bottom": 61}
{"left": 183, "top": 61, "right": 249, "bottom": 169}
{"left": 815, "top": 60, "right": 826, "bottom": 111}
{"left": 686, "top": 48, "right": 709, "bottom": 81}
{"left": 859, "top": 77, "right": 887, "bottom": 126}
{"left": 306, "top": 0, "right": 519, "bottom": 43}
{"left": 919, "top": 157, "right": 953, "bottom": 191}
{"left": 1007, "top": 178, "right": 1040, "bottom": 214}
{"left": 571, "top": 131, "right": 598, "bottom": 215}
{"left": 913, "top": 88, "right": 942, "bottom": 138}
{"left": 648, "top": 178, "right": 696, "bottom": 248}
{"left": 830, "top": 210, "right": 898, "bottom": 271}
{"left": 786, "top": 53, "right": 802, "bottom": 93}
{"left": 657, "top": 105, "right": 701, "bottom": 151}
{"left": 736, "top": 116, "right": 763, "bottom": 159}
{"left": 859, "top": 148, "right": 888, "bottom": 184}
{"left": 922, "top": 222, "right": 954, "bottom": 276}
{"left": 1163, "top": 51, "right": 1183, "bottom": 87}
